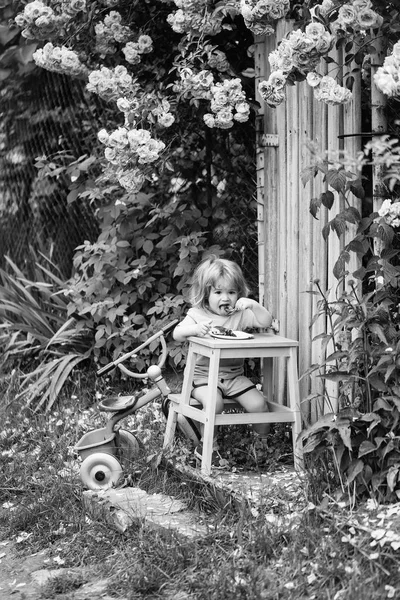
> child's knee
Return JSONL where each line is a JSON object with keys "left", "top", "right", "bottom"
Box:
{"left": 192, "top": 389, "right": 224, "bottom": 413}
{"left": 252, "top": 398, "right": 267, "bottom": 413}
{"left": 246, "top": 391, "right": 267, "bottom": 413}
{"left": 204, "top": 398, "right": 224, "bottom": 413}
{"left": 215, "top": 398, "right": 225, "bottom": 413}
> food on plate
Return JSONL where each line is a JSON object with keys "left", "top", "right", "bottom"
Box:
{"left": 210, "top": 326, "right": 236, "bottom": 337}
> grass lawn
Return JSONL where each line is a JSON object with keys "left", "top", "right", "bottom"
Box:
{"left": 1, "top": 372, "right": 400, "bottom": 599}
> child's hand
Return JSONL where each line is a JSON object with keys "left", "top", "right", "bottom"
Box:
{"left": 195, "top": 320, "right": 213, "bottom": 337}
{"left": 234, "top": 298, "right": 273, "bottom": 329}
{"left": 235, "top": 298, "right": 256, "bottom": 311}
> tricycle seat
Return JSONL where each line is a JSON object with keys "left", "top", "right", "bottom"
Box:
{"left": 99, "top": 395, "right": 138, "bottom": 412}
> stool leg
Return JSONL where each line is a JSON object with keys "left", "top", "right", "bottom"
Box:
{"left": 287, "top": 347, "right": 304, "bottom": 470}
{"left": 163, "top": 400, "right": 178, "bottom": 448}
{"left": 201, "top": 349, "right": 220, "bottom": 476}
{"left": 262, "top": 356, "right": 273, "bottom": 401}
{"left": 163, "top": 345, "right": 197, "bottom": 450}
{"left": 181, "top": 345, "right": 196, "bottom": 405}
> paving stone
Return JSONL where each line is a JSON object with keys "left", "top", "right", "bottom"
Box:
{"left": 0, "top": 541, "right": 125, "bottom": 600}
{"left": 30, "top": 566, "right": 86, "bottom": 586}
{"left": 69, "top": 578, "right": 115, "bottom": 599}
{"left": 83, "top": 487, "right": 209, "bottom": 538}
{"left": 0, "top": 542, "right": 49, "bottom": 600}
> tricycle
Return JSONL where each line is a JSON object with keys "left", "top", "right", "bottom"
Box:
{"left": 75, "top": 320, "right": 178, "bottom": 491}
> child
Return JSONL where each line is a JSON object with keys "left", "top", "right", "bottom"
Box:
{"left": 173, "top": 255, "right": 273, "bottom": 465}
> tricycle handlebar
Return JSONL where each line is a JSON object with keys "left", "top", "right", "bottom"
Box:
{"left": 96, "top": 319, "right": 179, "bottom": 377}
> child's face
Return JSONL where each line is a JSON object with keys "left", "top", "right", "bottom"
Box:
{"left": 207, "top": 278, "right": 238, "bottom": 315}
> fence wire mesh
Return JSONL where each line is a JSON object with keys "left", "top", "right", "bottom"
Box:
{"left": 0, "top": 68, "right": 258, "bottom": 288}
{"left": 213, "top": 194, "right": 259, "bottom": 295}
{"left": 0, "top": 69, "right": 100, "bottom": 278}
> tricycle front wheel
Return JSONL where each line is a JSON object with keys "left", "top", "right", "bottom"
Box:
{"left": 80, "top": 452, "right": 123, "bottom": 491}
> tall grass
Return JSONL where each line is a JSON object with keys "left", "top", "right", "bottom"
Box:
{"left": 0, "top": 254, "right": 94, "bottom": 411}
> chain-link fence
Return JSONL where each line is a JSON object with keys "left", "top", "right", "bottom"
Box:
{"left": 212, "top": 194, "right": 259, "bottom": 295}
{"left": 0, "top": 69, "right": 101, "bottom": 278}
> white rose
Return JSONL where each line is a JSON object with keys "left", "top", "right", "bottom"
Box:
{"left": 338, "top": 4, "right": 357, "bottom": 25}
{"left": 117, "top": 98, "right": 131, "bottom": 112}
{"left": 357, "top": 8, "right": 380, "bottom": 29}
{"left": 157, "top": 112, "right": 175, "bottom": 127}
{"left": 392, "top": 42, "right": 400, "bottom": 60}
{"left": 235, "top": 102, "right": 250, "bottom": 114}
{"left": 203, "top": 113, "right": 215, "bottom": 128}
{"left": 269, "top": 70, "right": 287, "bottom": 90}
{"left": 374, "top": 70, "right": 397, "bottom": 96}
{"left": 104, "top": 147, "right": 117, "bottom": 162}
{"left": 307, "top": 71, "right": 322, "bottom": 88}
{"left": 98, "top": 129, "right": 109, "bottom": 144}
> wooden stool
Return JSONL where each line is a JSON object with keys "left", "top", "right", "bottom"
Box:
{"left": 163, "top": 333, "right": 303, "bottom": 476}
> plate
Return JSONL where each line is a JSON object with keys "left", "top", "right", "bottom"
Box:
{"left": 210, "top": 331, "right": 254, "bottom": 340}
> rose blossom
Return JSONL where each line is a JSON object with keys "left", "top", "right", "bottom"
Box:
{"left": 338, "top": 4, "right": 357, "bottom": 25}
{"left": 306, "top": 71, "right": 322, "bottom": 87}
{"left": 357, "top": 8, "right": 381, "bottom": 29}
{"left": 203, "top": 114, "right": 215, "bottom": 127}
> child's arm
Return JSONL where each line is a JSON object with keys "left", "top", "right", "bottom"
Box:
{"left": 235, "top": 298, "right": 273, "bottom": 329}
{"left": 173, "top": 318, "right": 213, "bottom": 342}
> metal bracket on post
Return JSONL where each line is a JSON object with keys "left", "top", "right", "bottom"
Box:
{"left": 261, "top": 134, "right": 279, "bottom": 147}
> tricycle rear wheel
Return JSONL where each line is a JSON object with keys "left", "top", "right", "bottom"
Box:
{"left": 116, "top": 429, "right": 142, "bottom": 465}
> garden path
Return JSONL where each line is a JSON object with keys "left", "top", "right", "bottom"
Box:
{"left": 0, "top": 537, "right": 123, "bottom": 600}
{"left": 0, "top": 466, "right": 304, "bottom": 599}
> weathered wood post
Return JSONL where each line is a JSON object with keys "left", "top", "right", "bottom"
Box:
{"left": 370, "top": 35, "right": 388, "bottom": 272}
{"left": 255, "top": 21, "right": 363, "bottom": 424}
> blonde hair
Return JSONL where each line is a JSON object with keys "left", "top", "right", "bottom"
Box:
{"left": 189, "top": 255, "right": 250, "bottom": 309}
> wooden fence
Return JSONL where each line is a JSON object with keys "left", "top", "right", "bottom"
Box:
{"left": 255, "top": 21, "right": 362, "bottom": 424}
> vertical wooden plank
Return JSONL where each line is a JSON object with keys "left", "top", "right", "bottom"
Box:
{"left": 276, "top": 19, "right": 290, "bottom": 404}
{"left": 256, "top": 30, "right": 281, "bottom": 404}
{"left": 370, "top": 36, "right": 388, "bottom": 219}
{"left": 298, "top": 80, "right": 315, "bottom": 425}
{"left": 325, "top": 45, "right": 345, "bottom": 414}
{"left": 343, "top": 62, "right": 362, "bottom": 280}
{"left": 310, "top": 85, "right": 329, "bottom": 424}
{"left": 262, "top": 32, "right": 280, "bottom": 318}
{"left": 370, "top": 35, "right": 387, "bottom": 272}
{"left": 255, "top": 35, "right": 267, "bottom": 305}
{"left": 285, "top": 79, "right": 300, "bottom": 344}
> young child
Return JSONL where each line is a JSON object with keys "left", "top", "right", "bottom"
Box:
{"left": 173, "top": 254, "right": 273, "bottom": 465}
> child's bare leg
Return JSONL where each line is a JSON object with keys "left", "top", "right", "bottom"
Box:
{"left": 235, "top": 388, "right": 270, "bottom": 438}
{"left": 191, "top": 386, "right": 224, "bottom": 444}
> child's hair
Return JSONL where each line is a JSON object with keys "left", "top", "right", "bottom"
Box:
{"left": 189, "top": 254, "right": 250, "bottom": 309}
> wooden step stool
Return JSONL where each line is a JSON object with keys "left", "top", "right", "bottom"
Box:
{"left": 163, "top": 333, "right": 303, "bottom": 476}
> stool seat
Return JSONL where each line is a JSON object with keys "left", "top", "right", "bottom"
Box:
{"left": 163, "top": 333, "right": 303, "bottom": 475}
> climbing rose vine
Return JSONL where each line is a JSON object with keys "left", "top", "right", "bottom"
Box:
{"left": 12, "top": 0, "right": 399, "bottom": 195}
{"left": 258, "top": 0, "right": 382, "bottom": 107}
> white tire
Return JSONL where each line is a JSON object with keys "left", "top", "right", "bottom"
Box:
{"left": 80, "top": 452, "right": 123, "bottom": 491}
